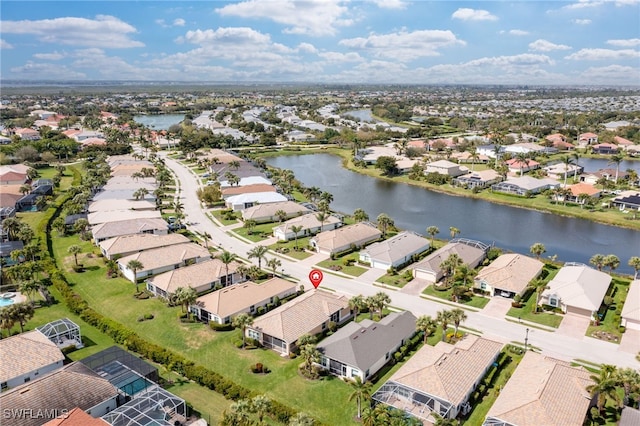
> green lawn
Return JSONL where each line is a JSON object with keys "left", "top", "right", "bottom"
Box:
{"left": 317, "top": 253, "right": 368, "bottom": 277}
{"left": 506, "top": 295, "right": 564, "bottom": 328}
{"left": 376, "top": 270, "right": 415, "bottom": 288}
{"left": 233, "top": 222, "right": 276, "bottom": 242}
{"left": 269, "top": 238, "right": 314, "bottom": 260}
{"left": 586, "top": 277, "right": 631, "bottom": 342}
{"left": 210, "top": 209, "right": 239, "bottom": 226}
{"left": 422, "top": 284, "right": 490, "bottom": 309}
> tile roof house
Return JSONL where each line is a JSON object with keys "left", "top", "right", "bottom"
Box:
{"left": 191, "top": 278, "right": 298, "bottom": 324}
{"left": 0, "top": 330, "right": 65, "bottom": 391}
{"left": 540, "top": 264, "right": 612, "bottom": 318}
{"left": 412, "top": 240, "right": 488, "bottom": 283}
{"left": 91, "top": 218, "right": 168, "bottom": 244}
{"left": 579, "top": 132, "right": 599, "bottom": 146}
{"left": 592, "top": 143, "right": 619, "bottom": 155}
{"left": 44, "top": 407, "right": 107, "bottom": 426}
{"left": 505, "top": 158, "right": 541, "bottom": 174}
{"left": 359, "top": 231, "right": 430, "bottom": 270}
{"left": 117, "top": 243, "right": 211, "bottom": 283}
{"left": 146, "top": 258, "right": 243, "bottom": 298}
{"left": 310, "top": 222, "right": 382, "bottom": 255}
{"left": 247, "top": 290, "right": 352, "bottom": 354}
{"left": 372, "top": 335, "right": 503, "bottom": 422}
{"left": 621, "top": 280, "right": 640, "bottom": 331}
{"left": 87, "top": 209, "right": 162, "bottom": 226}
{"left": 225, "top": 192, "right": 288, "bottom": 211}
{"left": 0, "top": 362, "right": 119, "bottom": 426}
{"left": 273, "top": 213, "right": 343, "bottom": 241}
{"left": 221, "top": 184, "right": 277, "bottom": 198}
{"left": 453, "top": 169, "right": 503, "bottom": 189}
{"left": 556, "top": 182, "right": 602, "bottom": 205}
{"left": 425, "top": 160, "right": 467, "bottom": 177}
{"left": 317, "top": 311, "right": 417, "bottom": 381}
{"left": 543, "top": 162, "right": 583, "bottom": 180}
{"left": 474, "top": 254, "right": 544, "bottom": 298}
{"left": 483, "top": 352, "right": 594, "bottom": 426}
{"left": 612, "top": 191, "right": 640, "bottom": 211}
{"left": 0, "top": 164, "right": 29, "bottom": 185}
{"left": 99, "top": 233, "right": 190, "bottom": 260}
{"left": 491, "top": 176, "right": 559, "bottom": 196}
{"left": 619, "top": 407, "right": 640, "bottom": 426}
{"left": 241, "top": 201, "right": 310, "bottom": 223}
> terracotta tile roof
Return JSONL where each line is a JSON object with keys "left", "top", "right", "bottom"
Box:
{"left": 0, "top": 330, "right": 64, "bottom": 383}
{"left": 196, "top": 278, "right": 297, "bottom": 319}
{"left": 250, "top": 290, "right": 350, "bottom": 343}
{"left": 116, "top": 243, "right": 211, "bottom": 272}
{"left": 622, "top": 280, "right": 640, "bottom": 323}
{"left": 99, "top": 233, "right": 189, "bottom": 258}
{"left": 0, "top": 184, "right": 24, "bottom": 195}
{"left": 44, "top": 407, "right": 107, "bottom": 426}
{"left": 475, "top": 253, "right": 543, "bottom": 294}
{"left": 389, "top": 335, "right": 502, "bottom": 407}
{"left": 148, "top": 258, "right": 242, "bottom": 294}
{"left": 221, "top": 184, "right": 276, "bottom": 196}
{"left": 485, "top": 352, "right": 593, "bottom": 426}
{"left": 568, "top": 183, "right": 600, "bottom": 197}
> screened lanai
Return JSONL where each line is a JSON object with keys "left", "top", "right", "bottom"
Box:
{"left": 101, "top": 386, "right": 186, "bottom": 426}
{"left": 372, "top": 381, "right": 453, "bottom": 423}
{"left": 36, "top": 318, "right": 83, "bottom": 349}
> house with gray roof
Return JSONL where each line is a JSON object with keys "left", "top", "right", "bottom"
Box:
{"left": 242, "top": 201, "right": 310, "bottom": 223}
{"left": 425, "top": 160, "right": 467, "bottom": 177}
{"left": 540, "top": 264, "right": 611, "bottom": 318}
{"left": 474, "top": 254, "right": 543, "bottom": 299}
{"left": 317, "top": 311, "right": 417, "bottom": 381}
{"left": 412, "top": 240, "right": 488, "bottom": 283}
{"left": 273, "top": 213, "right": 342, "bottom": 241}
{"left": 99, "top": 233, "right": 190, "bottom": 260}
{"left": 453, "top": 169, "right": 503, "bottom": 189}
{"left": 483, "top": 352, "right": 593, "bottom": 426}
{"left": 373, "top": 335, "right": 502, "bottom": 422}
{"left": 310, "top": 222, "right": 382, "bottom": 255}
{"left": 88, "top": 209, "right": 161, "bottom": 226}
{"left": 491, "top": 176, "right": 559, "bottom": 196}
{"left": 620, "top": 407, "right": 640, "bottom": 426}
{"left": 91, "top": 217, "right": 168, "bottom": 244}
{"left": 359, "top": 231, "right": 430, "bottom": 270}
{"left": 117, "top": 243, "right": 211, "bottom": 283}
{"left": 621, "top": 280, "right": 640, "bottom": 331}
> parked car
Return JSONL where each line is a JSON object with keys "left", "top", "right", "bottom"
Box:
{"left": 201, "top": 172, "right": 211, "bottom": 178}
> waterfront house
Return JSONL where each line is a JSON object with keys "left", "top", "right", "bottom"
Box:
{"left": 246, "top": 290, "right": 352, "bottom": 354}
{"left": 491, "top": 176, "right": 559, "bottom": 196}
{"left": 505, "top": 158, "right": 540, "bottom": 174}
{"left": 591, "top": 143, "right": 619, "bottom": 154}
{"left": 612, "top": 191, "right": 640, "bottom": 211}
{"left": 412, "top": 240, "right": 488, "bottom": 283}
{"left": 99, "top": 233, "right": 190, "bottom": 260}
{"left": 621, "top": 280, "right": 640, "bottom": 331}
{"left": 474, "top": 253, "right": 543, "bottom": 298}
{"left": 578, "top": 132, "right": 599, "bottom": 147}
{"left": 242, "top": 201, "right": 310, "bottom": 223}
{"left": 88, "top": 199, "right": 157, "bottom": 213}
{"left": 504, "top": 142, "right": 551, "bottom": 155}
{"left": 425, "top": 160, "right": 467, "bottom": 177}
{"left": 190, "top": 278, "right": 297, "bottom": 324}
{"left": 219, "top": 176, "right": 272, "bottom": 188}
{"left": 483, "top": 352, "right": 594, "bottom": 426}
{"left": 539, "top": 264, "right": 611, "bottom": 318}
{"left": 452, "top": 169, "right": 502, "bottom": 189}
{"left": 543, "top": 162, "right": 583, "bottom": 180}
{"left": 117, "top": 243, "right": 211, "bottom": 283}
{"left": 317, "top": 311, "right": 417, "bottom": 381}
{"left": 226, "top": 192, "right": 288, "bottom": 211}
{"left": 221, "top": 184, "right": 277, "bottom": 199}
{"left": 273, "top": 212, "right": 342, "bottom": 241}
{"left": 310, "top": 222, "right": 382, "bottom": 255}
{"left": 558, "top": 183, "right": 601, "bottom": 205}
{"left": 358, "top": 231, "right": 430, "bottom": 270}
{"left": 372, "top": 335, "right": 503, "bottom": 423}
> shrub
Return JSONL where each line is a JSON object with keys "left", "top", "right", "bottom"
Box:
{"left": 210, "top": 322, "right": 233, "bottom": 332}
{"left": 143, "top": 313, "right": 154, "bottom": 320}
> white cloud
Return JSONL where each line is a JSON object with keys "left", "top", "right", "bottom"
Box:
{"left": 505, "top": 29, "right": 529, "bottom": 36}
{"left": 339, "top": 29, "right": 465, "bottom": 62}
{"left": 371, "top": 0, "right": 407, "bottom": 10}
{"left": 565, "top": 48, "right": 640, "bottom": 60}
{"left": 173, "top": 18, "right": 186, "bottom": 27}
{"left": 607, "top": 38, "right": 640, "bottom": 47}
{"left": 529, "top": 39, "right": 572, "bottom": 52}
{"left": 317, "top": 51, "right": 363, "bottom": 63}
{"left": 179, "top": 27, "right": 273, "bottom": 47}
{"left": 215, "top": 0, "right": 352, "bottom": 36}
{"left": 297, "top": 42, "right": 318, "bottom": 54}
{"left": 465, "top": 53, "right": 554, "bottom": 67}
{"left": 572, "top": 19, "right": 592, "bottom": 24}
{"left": 562, "top": 0, "right": 638, "bottom": 10}
{"left": 10, "top": 61, "right": 86, "bottom": 79}
{"left": 157, "top": 18, "right": 186, "bottom": 28}
{"left": 0, "top": 39, "right": 13, "bottom": 49}
{"left": 451, "top": 8, "right": 498, "bottom": 21}
{"left": 33, "top": 52, "right": 65, "bottom": 60}
{"left": 579, "top": 64, "right": 640, "bottom": 83}
{"left": 0, "top": 15, "right": 144, "bottom": 48}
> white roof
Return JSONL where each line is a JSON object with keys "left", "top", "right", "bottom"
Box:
{"left": 427, "top": 160, "right": 460, "bottom": 169}
{"left": 542, "top": 265, "right": 611, "bottom": 312}
{"left": 273, "top": 213, "right": 341, "bottom": 234}
{"left": 220, "top": 176, "right": 272, "bottom": 188}
{"left": 88, "top": 199, "right": 156, "bottom": 212}
{"left": 360, "top": 231, "right": 429, "bottom": 264}
{"left": 226, "top": 192, "right": 287, "bottom": 205}
{"left": 622, "top": 280, "right": 640, "bottom": 322}
{"left": 87, "top": 209, "right": 161, "bottom": 225}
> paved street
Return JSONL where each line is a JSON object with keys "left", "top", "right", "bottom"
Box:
{"left": 161, "top": 152, "right": 639, "bottom": 369}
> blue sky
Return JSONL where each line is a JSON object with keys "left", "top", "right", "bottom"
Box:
{"left": 1, "top": 0, "right": 639, "bottom": 85}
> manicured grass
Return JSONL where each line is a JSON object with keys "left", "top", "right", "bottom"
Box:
{"left": 422, "top": 284, "right": 490, "bottom": 309}
{"left": 269, "top": 238, "right": 314, "bottom": 260}
{"left": 233, "top": 222, "right": 275, "bottom": 242}
{"left": 376, "top": 270, "right": 414, "bottom": 288}
{"left": 210, "top": 209, "right": 239, "bottom": 226}
{"left": 317, "top": 253, "right": 368, "bottom": 277}
{"left": 506, "top": 296, "right": 564, "bottom": 328}
{"left": 585, "top": 277, "right": 631, "bottom": 342}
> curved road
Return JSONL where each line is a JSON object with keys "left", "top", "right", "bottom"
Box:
{"left": 160, "top": 152, "right": 638, "bottom": 370}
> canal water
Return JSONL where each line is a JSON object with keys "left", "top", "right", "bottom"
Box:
{"left": 133, "top": 114, "right": 184, "bottom": 130}
{"left": 267, "top": 154, "right": 639, "bottom": 274}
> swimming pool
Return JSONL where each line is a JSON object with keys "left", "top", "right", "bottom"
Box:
{"left": 0, "top": 294, "right": 15, "bottom": 307}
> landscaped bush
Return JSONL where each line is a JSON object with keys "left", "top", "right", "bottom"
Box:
{"left": 143, "top": 313, "right": 154, "bottom": 320}
{"left": 209, "top": 322, "right": 233, "bottom": 331}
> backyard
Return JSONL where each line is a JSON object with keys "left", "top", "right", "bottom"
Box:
{"left": 586, "top": 277, "right": 631, "bottom": 342}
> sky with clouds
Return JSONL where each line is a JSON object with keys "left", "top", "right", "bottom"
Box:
{"left": 1, "top": 0, "right": 639, "bottom": 85}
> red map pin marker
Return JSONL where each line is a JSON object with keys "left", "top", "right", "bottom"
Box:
{"left": 309, "top": 269, "right": 323, "bottom": 289}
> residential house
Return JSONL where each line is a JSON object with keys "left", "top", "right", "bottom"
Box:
{"left": 71, "top": 130, "right": 104, "bottom": 142}
{"left": 146, "top": 258, "right": 243, "bottom": 298}
{"left": 226, "top": 192, "right": 288, "bottom": 211}
{"left": 504, "top": 143, "right": 551, "bottom": 155}
{"left": 87, "top": 209, "right": 162, "bottom": 226}
{"left": 477, "top": 144, "right": 504, "bottom": 159}
{"left": 0, "top": 164, "right": 29, "bottom": 185}
{"left": 219, "top": 176, "right": 272, "bottom": 188}
{"left": 246, "top": 290, "right": 352, "bottom": 354}
{"left": 117, "top": 243, "right": 211, "bottom": 282}
{"left": 453, "top": 169, "right": 503, "bottom": 189}
{"left": 621, "top": 280, "right": 640, "bottom": 331}
{"left": 359, "top": 231, "right": 430, "bottom": 270}
{"left": 578, "top": 132, "right": 599, "bottom": 147}
{"left": 0, "top": 185, "right": 23, "bottom": 209}
{"left": 396, "top": 158, "right": 422, "bottom": 174}
{"left": 221, "top": 184, "right": 277, "bottom": 199}
{"left": 0, "top": 362, "right": 119, "bottom": 425}
{"left": 505, "top": 158, "right": 540, "bottom": 175}
{"left": 44, "top": 407, "right": 107, "bottom": 426}
{"left": 543, "top": 162, "right": 583, "bottom": 180}
{"left": 412, "top": 240, "right": 488, "bottom": 283}
{"left": 540, "top": 264, "right": 611, "bottom": 318}
{"left": 591, "top": 143, "right": 619, "bottom": 155}
{"left": 317, "top": 311, "right": 417, "bottom": 381}
{"left": 14, "top": 128, "right": 41, "bottom": 141}
{"left": 242, "top": 201, "right": 310, "bottom": 223}
{"left": 91, "top": 218, "right": 168, "bottom": 244}
{"left": 483, "top": 352, "right": 594, "bottom": 426}
{"left": 191, "top": 278, "right": 298, "bottom": 324}
{"left": 491, "top": 176, "right": 559, "bottom": 196}
{"left": 620, "top": 407, "right": 640, "bottom": 426}
{"left": 91, "top": 188, "right": 156, "bottom": 202}
{"left": 99, "top": 233, "right": 190, "bottom": 260}
{"left": 614, "top": 136, "right": 633, "bottom": 149}
{"left": 355, "top": 145, "right": 398, "bottom": 165}
{"left": 603, "top": 120, "right": 630, "bottom": 130}
{"left": 0, "top": 330, "right": 65, "bottom": 391}
{"left": 425, "top": 160, "right": 467, "bottom": 177}
{"left": 102, "top": 178, "right": 157, "bottom": 192}
{"left": 372, "top": 335, "right": 503, "bottom": 422}
{"left": 310, "top": 222, "right": 382, "bottom": 255}
{"left": 580, "top": 168, "right": 629, "bottom": 185}
{"left": 474, "top": 254, "right": 543, "bottom": 298}
{"left": 450, "top": 151, "right": 490, "bottom": 164}
{"left": 558, "top": 183, "right": 601, "bottom": 205}
{"left": 273, "top": 213, "right": 342, "bottom": 241}
{"left": 88, "top": 199, "right": 157, "bottom": 213}
{"left": 612, "top": 191, "right": 640, "bottom": 211}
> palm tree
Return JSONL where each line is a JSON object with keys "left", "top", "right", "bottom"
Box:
{"left": 376, "top": 213, "right": 393, "bottom": 238}
{"left": 560, "top": 155, "right": 574, "bottom": 187}
{"left": 126, "top": 259, "right": 144, "bottom": 292}
{"left": 133, "top": 188, "right": 149, "bottom": 200}
{"left": 353, "top": 208, "right": 369, "bottom": 223}
{"left": 174, "top": 286, "right": 197, "bottom": 314}
{"left": 2, "top": 217, "right": 22, "bottom": 240}
{"left": 0, "top": 307, "right": 15, "bottom": 338}
{"left": 300, "top": 343, "right": 320, "bottom": 376}
{"left": 449, "top": 226, "right": 461, "bottom": 240}
{"left": 11, "top": 302, "right": 35, "bottom": 333}
{"left": 229, "top": 160, "right": 240, "bottom": 171}
{"left": 67, "top": 245, "right": 82, "bottom": 266}
{"left": 589, "top": 254, "right": 605, "bottom": 271}
{"left": 515, "top": 153, "right": 531, "bottom": 177}
{"left": 347, "top": 376, "right": 372, "bottom": 419}
{"left": 232, "top": 313, "right": 254, "bottom": 349}
{"left": 247, "top": 245, "right": 269, "bottom": 269}
{"left": 320, "top": 191, "right": 333, "bottom": 206}
{"left": 439, "top": 253, "right": 462, "bottom": 285}
{"left": 19, "top": 281, "right": 40, "bottom": 302}
{"left": 315, "top": 212, "right": 328, "bottom": 230}
{"left": 529, "top": 242, "right": 546, "bottom": 260}
{"left": 227, "top": 399, "right": 252, "bottom": 425}
{"left": 243, "top": 219, "right": 257, "bottom": 235}
{"left": 251, "top": 395, "right": 271, "bottom": 425}
{"left": 469, "top": 147, "right": 480, "bottom": 172}
{"left": 416, "top": 315, "right": 437, "bottom": 343}
{"left": 436, "top": 310, "right": 453, "bottom": 341}
{"left": 349, "top": 295, "right": 364, "bottom": 319}
{"left": 603, "top": 254, "right": 620, "bottom": 273}
{"left": 571, "top": 152, "right": 581, "bottom": 182}
{"left": 290, "top": 225, "right": 303, "bottom": 249}
{"left": 374, "top": 291, "right": 391, "bottom": 318}
{"left": 217, "top": 250, "right": 237, "bottom": 286}
{"left": 426, "top": 226, "right": 440, "bottom": 245}
{"left": 587, "top": 365, "right": 621, "bottom": 414}
{"left": 365, "top": 296, "right": 377, "bottom": 320}
{"left": 433, "top": 413, "right": 457, "bottom": 426}
{"left": 608, "top": 153, "right": 625, "bottom": 183}
{"left": 288, "top": 412, "right": 315, "bottom": 426}
{"left": 275, "top": 209, "right": 288, "bottom": 223}
{"left": 201, "top": 232, "right": 212, "bottom": 249}
{"left": 629, "top": 256, "right": 640, "bottom": 280}
{"left": 450, "top": 308, "right": 467, "bottom": 337}
{"left": 532, "top": 279, "right": 550, "bottom": 314}
{"left": 267, "top": 257, "right": 281, "bottom": 277}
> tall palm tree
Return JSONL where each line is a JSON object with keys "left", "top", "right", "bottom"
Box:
{"left": 232, "top": 313, "right": 254, "bottom": 349}
{"left": 11, "top": 302, "right": 35, "bottom": 333}
{"left": 416, "top": 315, "right": 437, "bottom": 343}
{"left": 217, "top": 250, "right": 237, "bottom": 286}
{"left": 126, "top": 259, "right": 144, "bottom": 292}
{"left": 571, "top": 152, "right": 581, "bottom": 183}
{"left": 376, "top": 213, "right": 393, "bottom": 238}
{"left": 603, "top": 254, "right": 620, "bottom": 273}
{"left": 560, "top": 155, "right": 574, "bottom": 187}
{"left": 315, "top": 212, "right": 328, "bottom": 231}
{"left": 347, "top": 376, "right": 372, "bottom": 419}
{"left": 251, "top": 395, "right": 271, "bottom": 425}
{"left": 365, "top": 296, "right": 377, "bottom": 320}
{"left": 19, "top": 281, "right": 40, "bottom": 302}
{"left": 608, "top": 153, "right": 625, "bottom": 183}
{"left": 629, "top": 256, "right": 640, "bottom": 280}
{"left": 67, "top": 245, "right": 82, "bottom": 266}
{"left": 267, "top": 257, "right": 281, "bottom": 277}
{"left": 247, "top": 245, "right": 268, "bottom": 269}
{"left": 436, "top": 310, "right": 453, "bottom": 341}
{"left": 349, "top": 295, "right": 364, "bottom": 319}
{"left": 529, "top": 242, "right": 546, "bottom": 259}
{"left": 426, "top": 226, "right": 440, "bottom": 245}
{"left": 353, "top": 208, "right": 369, "bottom": 223}
{"left": 587, "top": 365, "right": 621, "bottom": 414}
{"left": 290, "top": 225, "right": 303, "bottom": 249}
{"left": 515, "top": 153, "right": 531, "bottom": 177}
{"left": 589, "top": 254, "right": 606, "bottom": 271}
{"left": 449, "top": 226, "right": 461, "bottom": 240}
{"left": 374, "top": 291, "right": 391, "bottom": 318}
{"left": 450, "top": 308, "right": 468, "bottom": 337}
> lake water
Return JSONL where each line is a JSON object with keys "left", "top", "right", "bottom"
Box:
{"left": 342, "top": 109, "right": 374, "bottom": 122}
{"left": 133, "top": 114, "right": 184, "bottom": 130}
{"left": 267, "top": 154, "right": 639, "bottom": 274}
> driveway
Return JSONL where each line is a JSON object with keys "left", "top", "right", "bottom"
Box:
{"left": 619, "top": 328, "right": 640, "bottom": 355}
{"left": 481, "top": 297, "right": 512, "bottom": 318}
{"left": 400, "top": 279, "right": 431, "bottom": 296}
{"left": 556, "top": 313, "right": 591, "bottom": 337}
